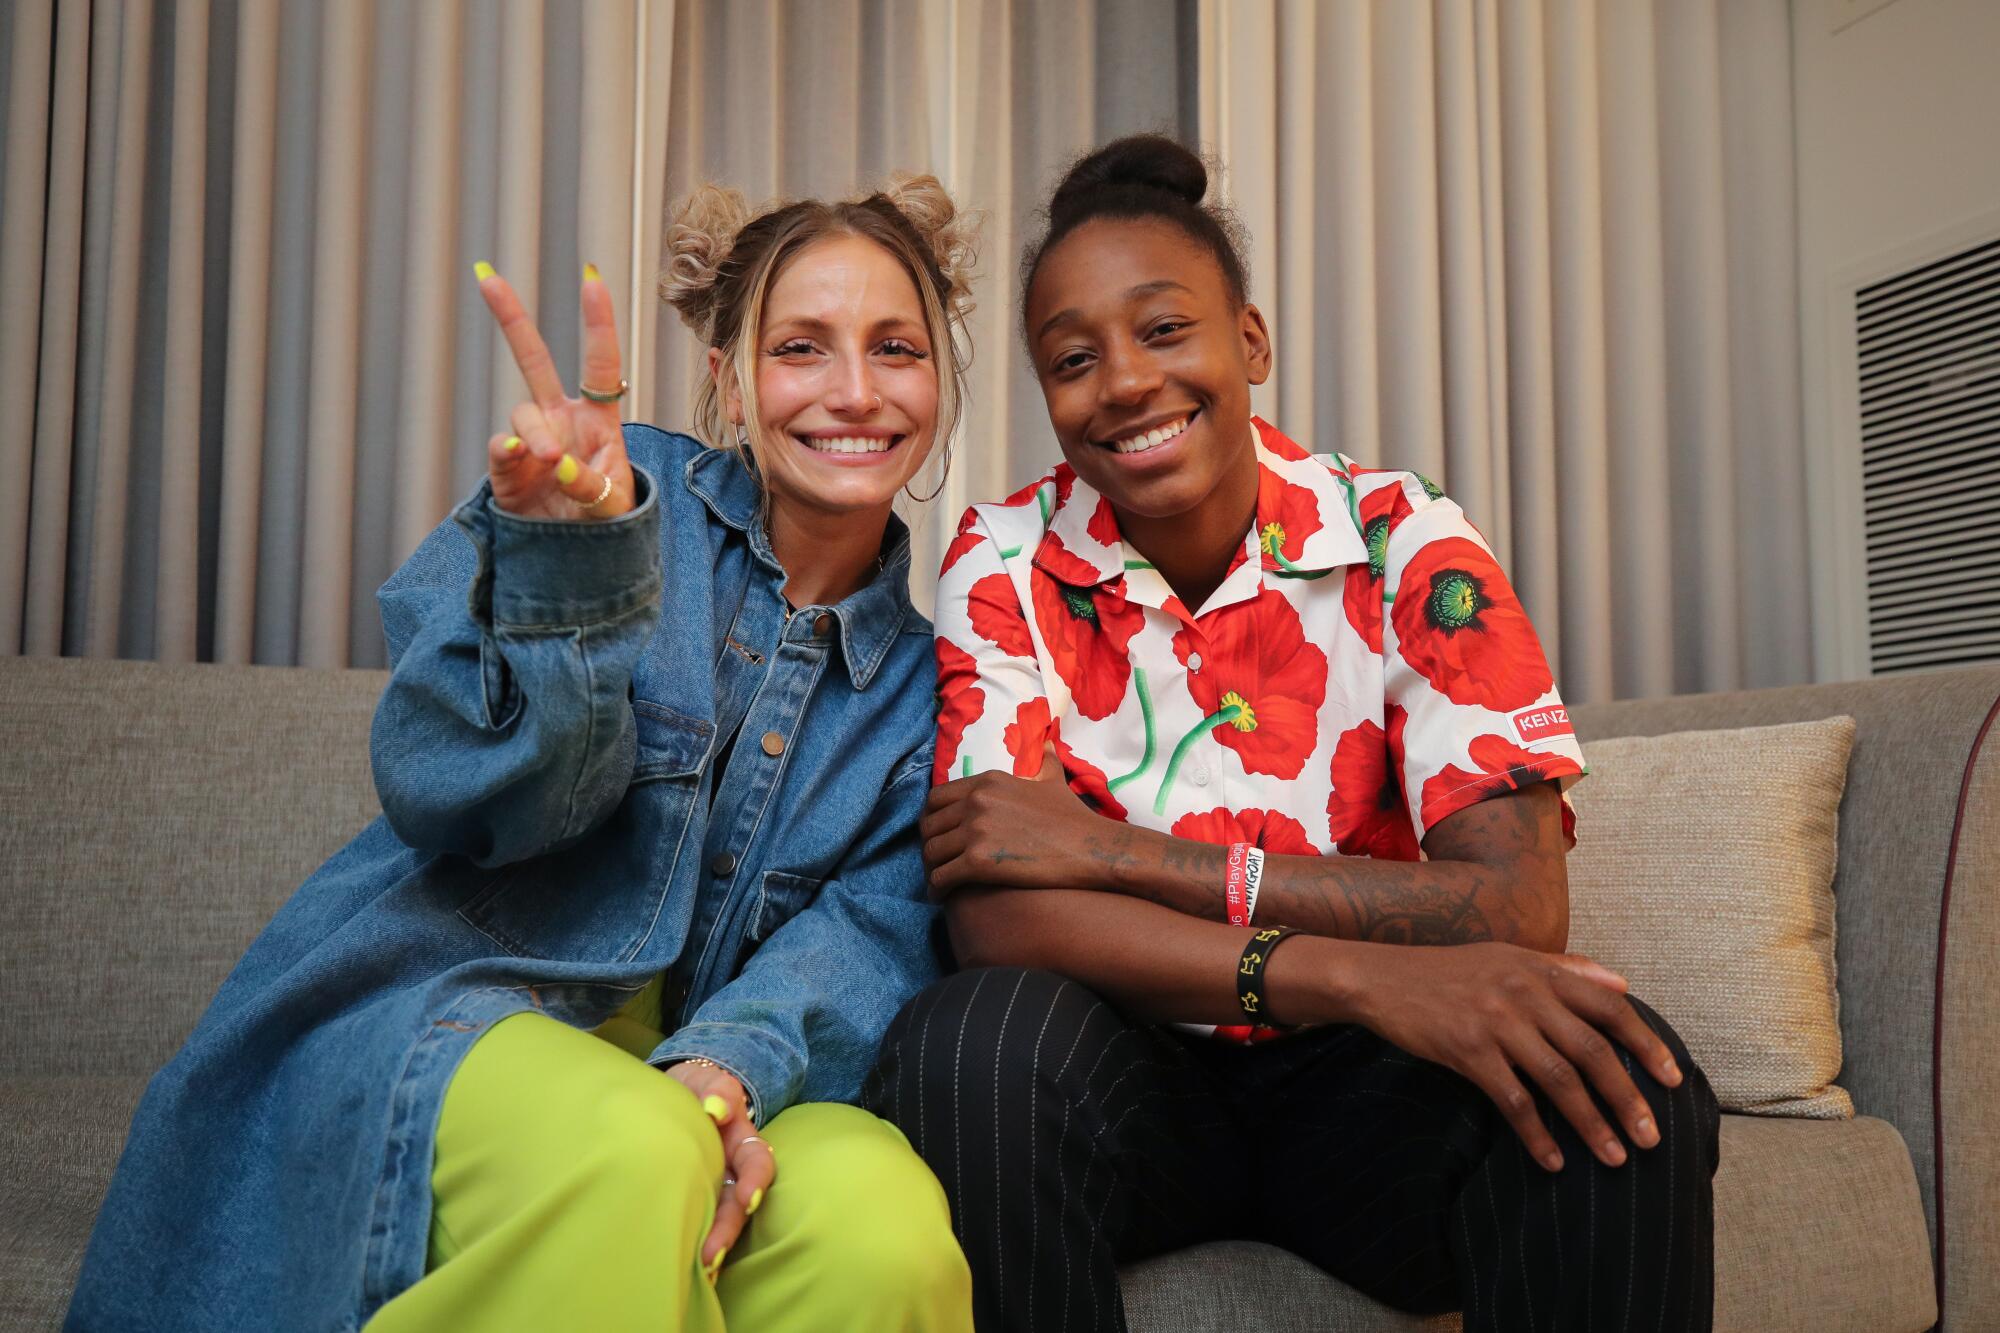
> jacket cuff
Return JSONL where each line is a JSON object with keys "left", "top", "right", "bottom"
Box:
{"left": 649, "top": 1020, "right": 803, "bottom": 1126}
{"left": 453, "top": 466, "right": 662, "bottom": 629}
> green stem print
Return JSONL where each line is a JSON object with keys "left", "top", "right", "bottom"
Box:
{"left": 1154, "top": 699, "right": 1248, "bottom": 816}
{"left": 1106, "top": 668, "right": 1157, "bottom": 794}
{"left": 1336, "top": 470, "right": 1362, "bottom": 532}
{"left": 962, "top": 755, "right": 973, "bottom": 779}
{"left": 1263, "top": 522, "right": 1335, "bottom": 581}
{"left": 998, "top": 545, "right": 1022, "bottom": 559}
{"left": 1036, "top": 484, "right": 1052, "bottom": 530}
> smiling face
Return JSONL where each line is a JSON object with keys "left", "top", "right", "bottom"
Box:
{"left": 1025, "top": 217, "right": 1271, "bottom": 522}
{"left": 711, "top": 232, "right": 941, "bottom": 520}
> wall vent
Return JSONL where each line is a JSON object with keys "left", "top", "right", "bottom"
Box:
{"left": 1856, "top": 234, "right": 2000, "bottom": 674}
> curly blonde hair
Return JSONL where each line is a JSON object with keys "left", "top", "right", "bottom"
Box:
{"left": 661, "top": 175, "right": 978, "bottom": 494}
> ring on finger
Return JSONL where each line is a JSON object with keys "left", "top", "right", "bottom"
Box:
{"left": 580, "top": 377, "right": 628, "bottom": 403}
{"left": 738, "top": 1135, "right": 766, "bottom": 1149}
{"left": 579, "top": 472, "right": 615, "bottom": 512}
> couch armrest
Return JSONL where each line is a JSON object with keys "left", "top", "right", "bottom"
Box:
{"left": 1570, "top": 665, "right": 2000, "bottom": 1330}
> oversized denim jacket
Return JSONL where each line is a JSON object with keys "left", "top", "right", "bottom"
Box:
{"left": 67, "top": 427, "right": 943, "bottom": 1331}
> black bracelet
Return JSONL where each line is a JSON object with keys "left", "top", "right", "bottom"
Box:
{"left": 1236, "top": 925, "right": 1301, "bottom": 1022}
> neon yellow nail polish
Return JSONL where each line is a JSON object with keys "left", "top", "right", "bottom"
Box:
{"left": 556, "top": 454, "right": 579, "bottom": 486}
{"left": 701, "top": 1094, "right": 728, "bottom": 1124}
{"left": 747, "top": 1186, "right": 764, "bottom": 1216}
{"left": 584, "top": 262, "right": 601, "bottom": 283}
{"left": 502, "top": 435, "right": 521, "bottom": 453}
{"left": 473, "top": 260, "right": 496, "bottom": 282}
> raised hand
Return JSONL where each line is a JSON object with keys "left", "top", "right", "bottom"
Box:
{"left": 664, "top": 1060, "right": 776, "bottom": 1284}
{"left": 474, "top": 262, "right": 637, "bottom": 520}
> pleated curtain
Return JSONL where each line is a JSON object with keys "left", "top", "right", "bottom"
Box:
{"left": 0, "top": 0, "right": 672, "bottom": 669}
{"left": 1198, "top": 0, "right": 1812, "bottom": 700}
{"left": 1, "top": 0, "right": 1812, "bottom": 701}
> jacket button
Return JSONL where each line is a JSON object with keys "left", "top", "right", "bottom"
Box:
{"left": 711, "top": 851, "right": 737, "bottom": 877}
{"left": 760, "top": 730, "right": 785, "bottom": 757}
{"left": 813, "top": 612, "right": 834, "bottom": 637}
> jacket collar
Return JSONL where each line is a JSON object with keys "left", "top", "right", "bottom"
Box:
{"left": 1029, "top": 417, "right": 1367, "bottom": 590}
{"left": 685, "top": 444, "right": 914, "bottom": 690}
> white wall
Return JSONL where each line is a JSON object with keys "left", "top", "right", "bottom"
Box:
{"left": 1793, "top": 0, "right": 2000, "bottom": 679}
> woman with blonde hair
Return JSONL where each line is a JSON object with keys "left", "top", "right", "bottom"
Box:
{"left": 68, "top": 178, "right": 978, "bottom": 1332}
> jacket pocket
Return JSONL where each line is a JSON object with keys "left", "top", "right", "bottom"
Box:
{"left": 749, "top": 870, "right": 824, "bottom": 943}
{"left": 457, "top": 700, "right": 709, "bottom": 963}
{"left": 631, "top": 699, "right": 712, "bottom": 782}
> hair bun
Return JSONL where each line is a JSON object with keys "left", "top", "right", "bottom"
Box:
{"left": 877, "top": 173, "right": 980, "bottom": 319}
{"left": 662, "top": 184, "right": 755, "bottom": 340}
{"left": 1049, "top": 134, "right": 1208, "bottom": 222}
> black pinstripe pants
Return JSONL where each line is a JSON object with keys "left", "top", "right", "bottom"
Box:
{"left": 866, "top": 967, "right": 1720, "bottom": 1333}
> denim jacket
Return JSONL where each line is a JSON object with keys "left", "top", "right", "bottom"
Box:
{"left": 67, "top": 427, "right": 943, "bottom": 1331}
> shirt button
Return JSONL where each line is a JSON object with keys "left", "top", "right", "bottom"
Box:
{"left": 1190, "top": 764, "right": 1210, "bottom": 787}
{"left": 1188, "top": 653, "right": 1204, "bottom": 672}
{"left": 710, "top": 851, "right": 737, "bottom": 877}
{"left": 760, "top": 730, "right": 785, "bottom": 757}
{"left": 813, "top": 612, "right": 834, "bottom": 637}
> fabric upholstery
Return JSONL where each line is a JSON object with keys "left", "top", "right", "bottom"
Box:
{"left": 1565, "top": 717, "right": 1854, "bottom": 1118}
{"left": 1570, "top": 664, "right": 2000, "bottom": 1293}
{"left": 0, "top": 656, "right": 385, "bottom": 1077}
{"left": 1708, "top": 1116, "right": 1935, "bottom": 1332}
{"left": 1939, "top": 693, "right": 2000, "bottom": 1327}
{"left": 0, "top": 1078, "right": 145, "bottom": 1329}
{"left": 1119, "top": 1116, "right": 1933, "bottom": 1333}
{"left": 1122, "top": 1240, "right": 1458, "bottom": 1333}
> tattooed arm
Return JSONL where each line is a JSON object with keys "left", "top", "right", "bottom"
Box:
{"left": 1112, "top": 781, "right": 1567, "bottom": 948}
{"left": 921, "top": 760, "right": 1568, "bottom": 950}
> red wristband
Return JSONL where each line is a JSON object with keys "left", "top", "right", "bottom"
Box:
{"left": 1224, "top": 841, "right": 1252, "bottom": 926}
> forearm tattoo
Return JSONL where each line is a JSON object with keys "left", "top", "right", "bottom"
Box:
{"left": 1275, "top": 783, "right": 1557, "bottom": 946}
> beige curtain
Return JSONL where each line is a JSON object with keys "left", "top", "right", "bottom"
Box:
{"left": 3, "top": 0, "right": 1809, "bottom": 696}
{"left": 0, "top": 0, "right": 1187, "bottom": 662}
{"left": 1198, "top": 0, "right": 1812, "bottom": 702}
{"left": 649, "top": 0, "right": 1194, "bottom": 616}
{"left": 0, "top": 0, "right": 670, "bottom": 668}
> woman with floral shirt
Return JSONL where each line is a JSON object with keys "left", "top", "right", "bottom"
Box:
{"left": 868, "top": 136, "right": 1720, "bottom": 1332}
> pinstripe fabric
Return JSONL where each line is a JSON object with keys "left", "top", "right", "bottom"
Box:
{"left": 868, "top": 968, "right": 1718, "bottom": 1332}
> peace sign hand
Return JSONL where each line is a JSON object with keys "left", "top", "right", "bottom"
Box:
{"left": 474, "top": 262, "right": 637, "bottom": 521}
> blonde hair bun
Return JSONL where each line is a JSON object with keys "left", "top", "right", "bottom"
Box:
{"left": 662, "top": 183, "right": 754, "bottom": 341}
{"left": 878, "top": 173, "right": 979, "bottom": 319}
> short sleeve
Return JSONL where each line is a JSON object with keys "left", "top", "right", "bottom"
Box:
{"left": 1378, "top": 484, "right": 1587, "bottom": 845}
{"left": 932, "top": 508, "right": 1056, "bottom": 784}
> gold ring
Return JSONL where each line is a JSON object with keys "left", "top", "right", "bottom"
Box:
{"left": 580, "top": 377, "right": 628, "bottom": 403}
{"left": 580, "top": 472, "right": 615, "bottom": 512}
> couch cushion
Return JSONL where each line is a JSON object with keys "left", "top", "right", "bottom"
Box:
{"left": 0, "top": 656, "right": 387, "bottom": 1078}
{"left": 1123, "top": 1239, "right": 1455, "bottom": 1332}
{"left": 1564, "top": 717, "right": 1855, "bottom": 1118}
{"left": 1120, "top": 1115, "right": 1934, "bottom": 1332}
{"left": 0, "top": 1077, "right": 147, "bottom": 1330}
{"left": 1712, "top": 1116, "right": 1935, "bottom": 1331}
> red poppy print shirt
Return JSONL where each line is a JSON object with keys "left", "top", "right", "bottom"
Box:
{"left": 933, "top": 418, "right": 1587, "bottom": 1032}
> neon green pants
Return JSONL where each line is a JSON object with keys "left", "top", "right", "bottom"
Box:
{"left": 366, "top": 996, "right": 972, "bottom": 1332}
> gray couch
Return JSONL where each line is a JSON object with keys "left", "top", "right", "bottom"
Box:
{"left": 3, "top": 655, "right": 1996, "bottom": 1331}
